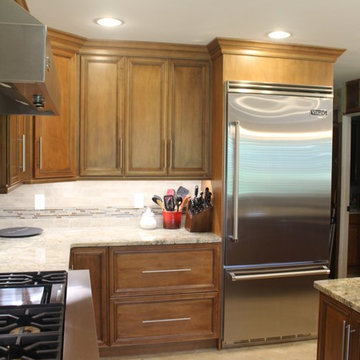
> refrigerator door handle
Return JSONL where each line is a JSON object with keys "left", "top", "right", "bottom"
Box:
{"left": 228, "top": 266, "right": 330, "bottom": 281}
{"left": 228, "top": 121, "right": 240, "bottom": 243}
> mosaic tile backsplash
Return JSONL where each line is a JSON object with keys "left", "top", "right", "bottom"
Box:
{"left": 0, "top": 180, "right": 201, "bottom": 218}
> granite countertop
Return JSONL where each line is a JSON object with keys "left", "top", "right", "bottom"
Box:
{"left": 0, "top": 215, "right": 221, "bottom": 273}
{"left": 314, "top": 277, "right": 360, "bottom": 313}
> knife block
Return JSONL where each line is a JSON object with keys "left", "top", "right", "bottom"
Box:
{"left": 185, "top": 207, "right": 212, "bottom": 232}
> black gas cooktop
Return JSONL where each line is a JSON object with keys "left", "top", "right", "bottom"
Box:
{"left": 0, "top": 271, "right": 67, "bottom": 360}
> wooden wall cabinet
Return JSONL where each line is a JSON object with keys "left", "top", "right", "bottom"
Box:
{"left": 346, "top": 79, "right": 360, "bottom": 114}
{"left": 80, "top": 52, "right": 211, "bottom": 179}
{"left": 124, "top": 57, "right": 168, "bottom": 177}
{"left": 33, "top": 30, "right": 84, "bottom": 181}
{"left": 317, "top": 293, "right": 360, "bottom": 360}
{"left": 70, "top": 242, "right": 220, "bottom": 356}
{"left": 0, "top": 115, "right": 29, "bottom": 193}
{"left": 80, "top": 55, "right": 125, "bottom": 177}
{"left": 168, "top": 60, "right": 210, "bottom": 177}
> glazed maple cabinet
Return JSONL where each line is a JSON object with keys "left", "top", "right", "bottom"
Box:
{"left": 33, "top": 30, "right": 84, "bottom": 180}
{"left": 69, "top": 242, "right": 220, "bottom": 355}
{"left": 80, "top": 52, "right": 211, "bottom": 179}
{"left": 317, "top": 293, "right": 360, "bottom": 360}
{"left": 0, "top": 114, "right": 29, "bottom": 193}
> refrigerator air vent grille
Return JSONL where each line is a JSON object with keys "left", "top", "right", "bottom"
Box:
{"left": 227, "top": 80, "right": 333, "bottom": 98}
{"left": 230, "top": 332, "right": 315, "bottom": 347}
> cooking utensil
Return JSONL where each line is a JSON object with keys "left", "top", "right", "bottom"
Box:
{"left": 164, "top": 195, "right": 175, "bottom": 211}
{"left": 175, "top": 196, "right": 182, "bottom": 211}
{"left": 176, "top": 186, "right": 189, "bottom": 198}
{"left": 152, "top": 195, "right": 165, "bottom": 210}
{"left": 179, "top": 194, "right": 190, "bottom": 212}
{"left": 194, "top": 185, "right": 199, "bottom": 198}
{"left": 166, "top": 189, "right": 176, "bottom": 197}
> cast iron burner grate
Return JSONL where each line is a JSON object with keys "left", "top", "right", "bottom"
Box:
{"left": 0, "top": 306, "right": 63, "bottom": 335}
{"left": 0, "top": 272, "right": 67, "bottom": 287}
{"left": 0, "top": 333, "right": 62, "bottom": 359}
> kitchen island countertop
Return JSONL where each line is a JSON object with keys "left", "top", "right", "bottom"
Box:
{"left": 0, "top": 217, "right": 221, "bottom": 273}
{"left": 314, "top": 277, "right": 360, "bottom": 313}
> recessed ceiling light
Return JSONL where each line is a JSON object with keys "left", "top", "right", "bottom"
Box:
{"left": 267, "top": 31, "right": 291, "bottom": 39}
{"left": 96, "top": 17, "right": 123, "bottom": 27}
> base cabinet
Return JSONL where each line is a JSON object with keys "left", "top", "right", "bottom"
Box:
{"left": 317, "top": 293, "right": 360, "bottom": 360}
{"left": 69, "top": 243, "right": 220, "bottom": 356}
{"left": 69, "top": 247, "right": 109, "bottom": 347}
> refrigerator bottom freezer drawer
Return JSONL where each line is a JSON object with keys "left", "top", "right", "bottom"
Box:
{"left": 222, "top": 269, "right": 328, "bottom": 347}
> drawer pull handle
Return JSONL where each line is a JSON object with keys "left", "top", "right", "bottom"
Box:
{"left": 142, "top": 268, "right": 192, "bottom": 274}
{"left": 142, "top": 317, "right": 191, "bottom": 324}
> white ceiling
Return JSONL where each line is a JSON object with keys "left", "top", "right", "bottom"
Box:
{"left": 27, "top": 0, "right": 360, "bottom": 88}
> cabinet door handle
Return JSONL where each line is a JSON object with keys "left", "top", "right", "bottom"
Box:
{"left": 142, "top": 317, "right": 191, "bottom": 324}
{"left": 18, "top": 134, "right": 26, "bottom": 172}
{"left": 169, "top": 139, "right": 173, "bottom": 169}
{"left": 120, "top": 137, "right": 123, "bottom": 170}
{"left": 345, "top": 324, "right": 351, "bottom": 360}
{"left": 22, "top": 134, "right": 26, "bottom": 172}
{"left": 39, "top": 136, "right": 43, "bottom": 170}
{"left": 142, "top": 268, "right": 191, "bottom": 274}
{"left": 164, "top": 140, "right": 167, "bottom": 169}
{"left": 342, "top": 320, "right": 347, "bottom": 360}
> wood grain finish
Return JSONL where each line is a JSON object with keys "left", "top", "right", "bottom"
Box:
{"left": 69, "top": 247, "right": 109, "bottom": 347}
{"left": 0, "top": 115, "right": 29, "bottom": 193}
{"left": 317, "top": 293, "right": 360, "bottom": 360}
{"left": 109, "top": 244, "right": 220, "bottom": 296}
{"left": 34, "top": 53, "right": 77, "bottom": 179}
{"left": 80, "top": 56, "right": 125, "bottom": 176}
{"left": 168, "top": 60, "right": 210, "bottom": 177}
{"left": 110, "top": 292, "right": 219, "bottom": 346}
{"left": 125, "top": 58, "right": 167, "bottom": 176}
{"left": 208, "top": 38, "right": 344, "bottom": 236}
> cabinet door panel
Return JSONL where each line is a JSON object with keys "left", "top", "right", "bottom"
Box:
{"left": 168, "top": 60, "right": 210, "bottom": 177}
{"left": 317, "top": 294, "right": 351, "bottom": 360}
{"left": 110, "top": 293, "right": 219, "bottom": 346}
{"left": 34, "top": 53, "right": 76, "bottom": 179}
{"left": 80, "top": 56, "right": 124, "bottom": 176}
{"left": 125, "top": 58, "right": 167, "bottom": 176}
{"left": 350, "top": 310, "right": 360, "bottom": 360}
{"left": 70, "top": 247, "right": 109, "bottom": 347}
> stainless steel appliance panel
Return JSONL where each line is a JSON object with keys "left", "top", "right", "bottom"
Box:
{"left": 223, "top": 266, "right": 329, "bottom": 346}
{"left": 225, "top": 92, "right": 333, "bottom": 266}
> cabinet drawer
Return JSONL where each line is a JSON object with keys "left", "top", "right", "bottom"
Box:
{"left": 110, "top": 293, "right": 219, "bottom": 345}
{"left": 109, "top": 244, "right": 220, "bottom": 296}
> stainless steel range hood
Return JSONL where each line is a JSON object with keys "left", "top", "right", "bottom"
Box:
{"left": 0, "top": 0, "right": 60, "bottom": 116}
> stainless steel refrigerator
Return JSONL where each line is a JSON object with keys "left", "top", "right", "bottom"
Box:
{"left": 223, "top": 81, "right": 333, "bottom": 347}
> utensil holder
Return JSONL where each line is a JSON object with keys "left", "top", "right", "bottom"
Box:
{"left": 162, "top": 211, "right": 182, "bottom": 229}
{"left": 185, "top": 207, "right": 212, "bottom": 232}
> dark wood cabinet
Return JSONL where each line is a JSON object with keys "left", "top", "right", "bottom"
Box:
{"left": 346, "top": 79, "right": 360, "bottom": 114}
{"left": 69, "top": 247, "right": 109, "bottom": 348}
{"left": 0, "top": 114, "right": 29, "bottom": 193}
{"left": 317, "top": 293, "right": 360, "bottom": 360}
{"left": 348, "top": 214, "right": 360, "bottom": 276}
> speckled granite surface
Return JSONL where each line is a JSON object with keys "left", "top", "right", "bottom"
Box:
{"left": 314, "top": 278, "right": 360, "bottom": 313}
{"left": 0, "top": 214, "right": 221, "bottom": 273}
